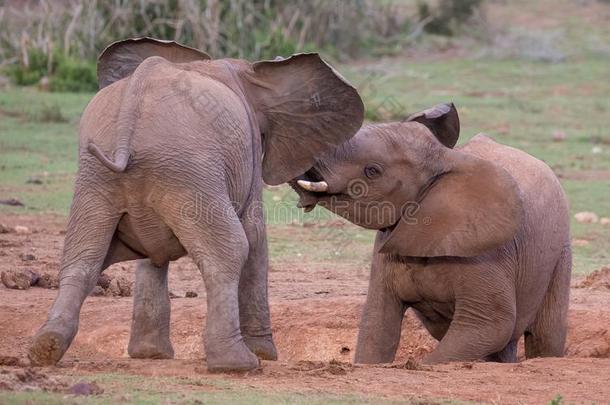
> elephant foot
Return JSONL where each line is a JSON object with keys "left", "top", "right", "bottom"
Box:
{"left": 128, "top": 337, "right": 174, "bottom": 360}
{"left": 206, "top": 340, "right": 260, "bottom": 373}
{"left": 243, "top": 335, "right": 278, "bottom": 361}
{"left": 29, "top": 330, "right": 69, "bottom": 366}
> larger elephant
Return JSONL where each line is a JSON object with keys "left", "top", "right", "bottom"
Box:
{"left": 28, "top": 38, "right": 364, "bottom": 372}
{"left": 292, "top": 103, "right": 571, "bottom": 363}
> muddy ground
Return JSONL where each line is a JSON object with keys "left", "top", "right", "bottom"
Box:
{"left": 1, "top": 214, "right": 610, "bottom": 404}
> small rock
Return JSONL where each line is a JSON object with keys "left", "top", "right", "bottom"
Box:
{"left": 600, "top": 217, "right": 610, "bottom": 226}
{"left": 96, "top": 273, "right": 112, "bottom": 289}
{"left": 1, "top": 269, "right": 38, "bottom": 290}
{"left": 26, "top": 178, "right": 43, "bottom": 185}
{"left": 20, "top": 253, "right": 36, "bottom": 261}
{"left": 26, "top": 269, "right": 40, "bottom": 285}
{"left": 14, "top": 225, "right": 30, "bottom": 234}
{"left": 592, "top": 146, "right": 603, "bottom": 154}
{"left": 574, "top": 211, "right": 599, "bottom": 224}
{"left": 185, "top": 291, "right": 198, "bottom": 298}
{"left": 552, "top": 130, "right": 566, "bottom": 142}
{"left": 68, "top": 381, "right": 104, "bottom": 396}
{"left": 108, "top": 277, "right": 132, "bottom": 297}
{"left": 0, "top": 356, "right": 20, "bottom": 366}
{"left": 89, "top": 286, "right": 106, "bottom": 297}
{"left": 0, "top": 198, "right": 24, "bottom": 207}
{"left": 0, "top": 224, "right": 11, "bottom": 234}
{"left": 36, "top": 273, "right": 59, "bottom": 289}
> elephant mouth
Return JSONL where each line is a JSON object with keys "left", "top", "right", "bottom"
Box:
{"left": 292, "top": 169, "right": 402, "bottom": 233}
{"left": 290, "top": 167, "right": 333, "bottom": 212}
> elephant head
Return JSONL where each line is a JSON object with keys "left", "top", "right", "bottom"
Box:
{"left": 95, "top": 37, "right": 364, "bottom": 185}
{"left": 293, "top": 103, "right": 524, "bottom": 257}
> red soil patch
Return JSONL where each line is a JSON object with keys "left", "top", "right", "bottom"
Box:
{"left": 574, "top": 266, "right": 610, "bottom": 291}
{"left": 1, "top": 214, "right": 610, "bottom": 403}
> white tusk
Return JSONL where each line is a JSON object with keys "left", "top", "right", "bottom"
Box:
{"left": 297, "top": 179, "right": 328, "bottom": 193}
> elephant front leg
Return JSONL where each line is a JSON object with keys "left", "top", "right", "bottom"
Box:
{"left": 238, "top": 202, "right": 277, "bottom": 361}
{"left": 354, "top": 255, "right": 406, "bottom": 364}
{"left": 128, "top": 260, "right": 174, "bottom": 359}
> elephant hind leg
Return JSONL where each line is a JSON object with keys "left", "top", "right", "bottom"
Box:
{"left": 128, "top": 260, "right": 174, "bottom": 359}
{"left": 485, "top": 339, "right": 518, "bottom": 363}
{"left": 29, "top": 188, "right": 121, "bottom": 366}
{"left": 160, "top": 192, "right": 259, "bottom": 372}
{"left": 524, "top": 245, "right": 571, "bottom": 358}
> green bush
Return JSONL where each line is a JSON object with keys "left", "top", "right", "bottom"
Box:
{"left": 418, "top": 0, "right": 484, "bottom": 36}
{"left": 1, "top": 0, "right": 485, "bottom": 93}
{"left": 29, "top": 104, "right": 69, "bottom": 123}
{"left": 4, "top": 49, "right": 50, "bottom": 86}
{"left": 4, "top": 50, "right": 97, "bottom": 93}
{"left": 49, "top": 56, "right": 97, "bottom": 93}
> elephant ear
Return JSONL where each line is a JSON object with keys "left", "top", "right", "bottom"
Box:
{"left": 377, "top": 150, "right": 523, "bottom": 258}
{"left": 97, "top": 37, "right": 211, "bottom": 89}
{"left": 406, "top": 103, "right": 460, "bottom": 148}
{"left": 243, "top": 53, "right": 365, "bottom": 185}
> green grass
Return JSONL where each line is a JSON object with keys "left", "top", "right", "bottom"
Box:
{"left": 0, "top": 372, "right": 438, "bottom": 405}
{"left": 1, "top": 56, "right": 608, "bottom": 274}
{"left": 0, "top": 89, "right": 89, "bottom": 213}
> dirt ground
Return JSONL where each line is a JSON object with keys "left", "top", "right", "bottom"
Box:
{"left": 1, "top": 215, "right": 610, "bottom": 404}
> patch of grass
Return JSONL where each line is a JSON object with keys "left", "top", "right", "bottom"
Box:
{"left": 0, "top": 371, "right": 433, "bottom": 405}
{"left": 1, "top": 55, "right": 608, "bottom": 275}
{"left": 549, "top": 394, "right": 564, "bottom": 405}
{"left": 29, "top": 104, "right": 69, "bottom": 123}
{"left": 0, "top": 89, "right": 88, "bottom": 213}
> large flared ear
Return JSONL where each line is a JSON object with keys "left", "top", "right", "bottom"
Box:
{"left": 377, "top": 150, "right": 523, "bottom": 257}
{"left": 243, "top": 53, "right": 365, "bottom": 185}
{"left": 97, "top": 37, "right": 211, "bottom": 89}
{"left": 406, "top": 103, "right": 460, "bottom": 148}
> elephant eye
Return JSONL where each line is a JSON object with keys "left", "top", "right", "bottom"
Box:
{"left": 364, "top": 164, "right": 382, "bottom": 179}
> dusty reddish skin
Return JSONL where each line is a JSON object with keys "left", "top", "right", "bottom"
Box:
{"left": 1, "top": 214, "right": 610, "bottom": 403}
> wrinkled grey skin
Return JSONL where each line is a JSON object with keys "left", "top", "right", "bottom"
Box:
{"left": 293, "top": 104, "right": 571, "bottom": 364}
{"left": 28, "top": 38, "right": 364, "bottom": 372}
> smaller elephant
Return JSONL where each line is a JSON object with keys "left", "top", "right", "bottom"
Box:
{"left": 292, "top": 103, "right": 571, "bottom": 363}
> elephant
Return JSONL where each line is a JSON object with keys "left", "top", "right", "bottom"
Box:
{"left": 28, "top": 37, "right": 364, "bottom": 372}
{"left": 292, "top": 103, "right": 571, "bottom": 364}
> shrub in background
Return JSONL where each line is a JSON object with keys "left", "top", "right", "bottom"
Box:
{"left": 0, "top": 0, "right": 485, "bottom": 92}
{"left": 4, "top": 49, "right": 96, "bottom": 92}
{"left": 4, "top": 49, "right": 51, "bottom": 86}
{"left": 418, "top": 0, "right": 483, "bottom": 36}
{"left": 49, "top": 55, "right": 97, "bottom": 92}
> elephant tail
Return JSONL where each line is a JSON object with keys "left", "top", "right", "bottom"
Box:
{"left": 87, "top": 56, "right": 164, "bottom": 173}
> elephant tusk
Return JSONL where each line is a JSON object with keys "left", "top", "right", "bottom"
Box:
{"left": 297, "top": 179, "right": 328, "bottom": 193}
